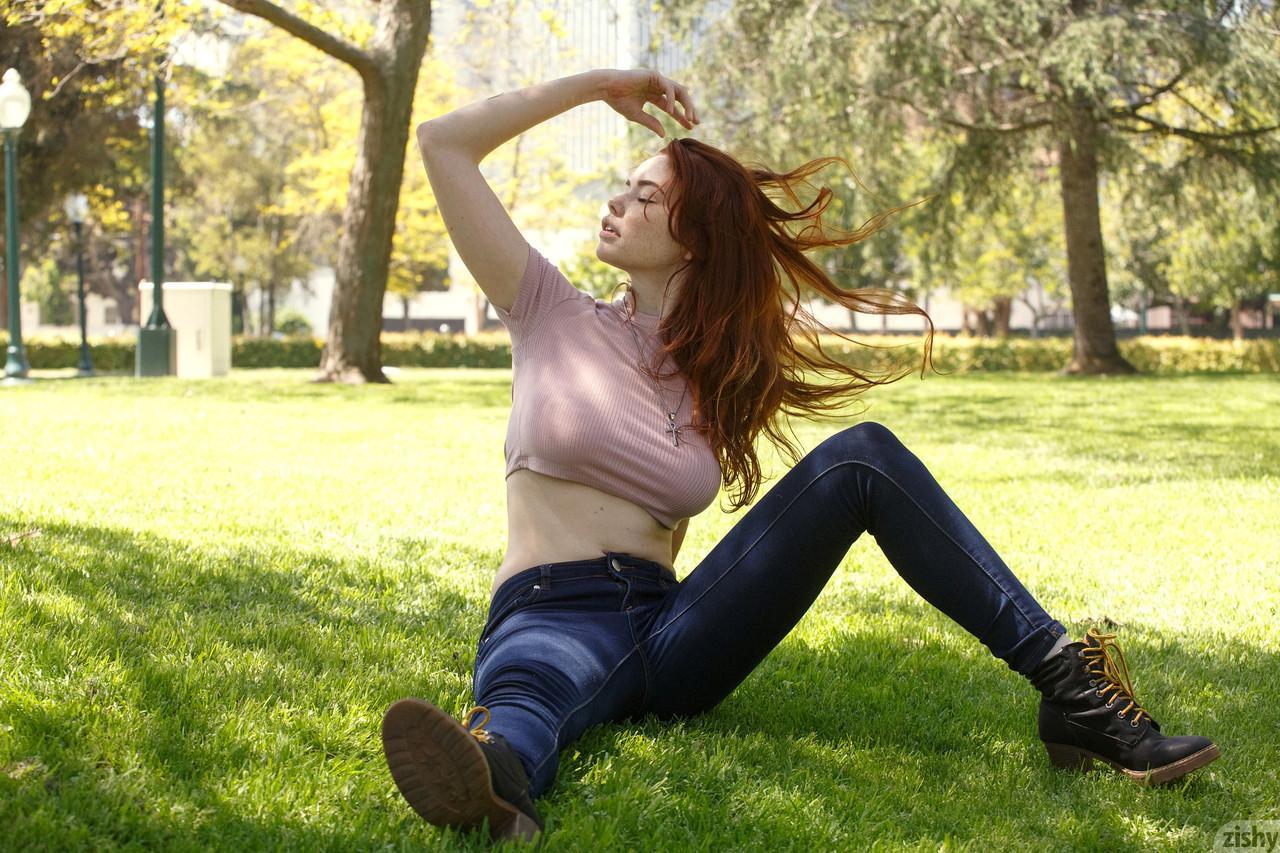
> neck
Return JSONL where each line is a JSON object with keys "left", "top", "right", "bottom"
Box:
{"left": 627, "top": 269, "right": 683, "bottom": 318}
{"left": 627, "top": 286, "right": 663, "bottom": 318}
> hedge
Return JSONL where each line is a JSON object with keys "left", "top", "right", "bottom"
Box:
{"left": 3, "top": 331, "right": 1277, "bottom": 374}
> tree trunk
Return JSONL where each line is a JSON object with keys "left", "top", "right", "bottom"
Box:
{"left": 309, "top": 2, "right": 430, "bottom": 383}
{"left": 974, "top": 308, "right": 993, "bottom": 337}
{"left": 471, "top": 292, "right": 489, "bottom": 335}
{"left": 961, "top": 305, "right": 972, "bottom": 336}
{"left": 1230, "top": 298, "right": 1244, "bottom": 342}
{"left": 267, "top": 218, "right": 280, "bottom": 334}
{"left": 1175, "top": 293, "right": 1190, "bottom": 335}
{"left": 1057, "top": 99, "right": 1135, "bottom": 374}
{"left": 993, "top": 296, "right": 1012, "bottom": 338}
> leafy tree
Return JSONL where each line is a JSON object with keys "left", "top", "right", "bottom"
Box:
{"left": 386, "top": 52, "right": 464, "bottom": 316}
{"left": 435, "top": 0, "right": 630, "bottom": 333}
{"left": 657, "top": 0, "right": 1280, "bottom": 373}
{"left": 20, "top": 256, "right": 72, "bottom": 326}
{"left": 165, "top": 27, "right": 342, "bottom": 337}
{"left": 1102, "top": 179, "right": 1176, "bottom": 332}
{"left": 924, "top": 176, "right": 1067, "bottom": 337}
{"left": 215, "top": 0, "right": 431, "bottom": 383}
{"left": 0, "top": 0, "right": 197, "bottom": 327}
{"left": 1164, "top": 174, "right": 1277, "bottom": 341}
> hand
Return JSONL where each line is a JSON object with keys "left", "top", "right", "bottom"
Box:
{"left": 599, "top": 69, "right": 699, "bottom": 138}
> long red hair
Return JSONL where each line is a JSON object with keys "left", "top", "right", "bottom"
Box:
{"left": 623, "top": 137, "right": 937, "bottom": 513}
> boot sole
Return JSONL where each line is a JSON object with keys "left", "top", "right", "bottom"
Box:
{"left": 381, "top": 697, "right": 542, "bottom": 842}
{"left": 1044, "top": 741, "right": 1221, "bottom": 786}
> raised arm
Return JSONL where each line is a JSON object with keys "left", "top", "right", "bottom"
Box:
{"left": 420, "top": 70, "right": 609, "bottom": 163}
{"left": 419, "top": 70, "right": 698, "bottom": 315}
{"left": 416, "top": 71, "right": 610, "bottom": 312}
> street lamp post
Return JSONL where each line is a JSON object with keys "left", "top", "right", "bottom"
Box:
{"left": 64, "top": 193, "right": 93, "bottom": 376}
{"left": 136, "top": 0, "right": 175, "bottom": 377}
{"left": 0, "top": 68, "right": 32, "bottom": 385}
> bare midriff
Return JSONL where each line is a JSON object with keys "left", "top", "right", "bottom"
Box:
{"left": 493, "top": 468, "right": 676, "bottom": 600}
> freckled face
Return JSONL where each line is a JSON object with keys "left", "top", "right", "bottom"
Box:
{"left": 597, "top": 154, "right": 689, "bottom": 271}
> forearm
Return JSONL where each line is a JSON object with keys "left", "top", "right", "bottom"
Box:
{"left": 419, "top": 69, "right": 610, "bottom": 163}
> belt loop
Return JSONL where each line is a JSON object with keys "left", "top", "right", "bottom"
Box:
{"left": 540, "top": 564, "right": 552, "bottom": 589}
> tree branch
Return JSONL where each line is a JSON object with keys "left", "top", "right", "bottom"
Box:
{"left": 1115, "top": 112, "right": 1280, "bottom": 143}
{"left": 216, "top": 0, "right": 379, "bottom": 83}
{"left": 1116, "top": 67, "right": 1187, "bottom": 114}
{"left": 885, "top": 94, "right": 1052, "bottom": 134}
{"left": 1171, "top": 90, "right": 1225, "bottom": 127}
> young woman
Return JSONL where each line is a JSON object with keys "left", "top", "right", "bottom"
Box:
{"left": 381, "top": 68, "right": 1219, "bottom": 842}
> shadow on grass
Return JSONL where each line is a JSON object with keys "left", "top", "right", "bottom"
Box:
{"left": 2, "top": 518, "right": 1272, "bottom": 850}
{"left": 0, "top": 516, "right": 492, "bottom": 850}
{"left": 554, "top": 589, "right": 1273, "bottom": 849}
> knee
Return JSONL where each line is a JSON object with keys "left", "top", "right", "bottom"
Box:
{"left": 823, "top": 421, "right": 905, "bottom": 457}
{"left": 842, "top": 421, "right": 899, "bottom": 445}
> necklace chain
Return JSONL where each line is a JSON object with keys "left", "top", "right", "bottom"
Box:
{"left": 622, "top": 286, "right": 689, "bottom": 448}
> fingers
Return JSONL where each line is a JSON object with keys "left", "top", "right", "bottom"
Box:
{"left": 674, "top": 83, "right": 698, "bottom": 126}
{"left": 659, "top": 78, "right": 698, "bottom": 129}
{"left": 640, "top": 71, "right": 699, "bottom": 135}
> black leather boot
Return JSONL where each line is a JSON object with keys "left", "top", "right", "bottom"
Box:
{"left": 1028, "top": 628, "right": 1220, "bottom": 785}
{"left": 382, "top": 699, "right": 545, "bottom": 841}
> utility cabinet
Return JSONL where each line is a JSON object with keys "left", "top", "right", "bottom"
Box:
{"left": 138, "top": 281, "right": 232, "bottom": 378}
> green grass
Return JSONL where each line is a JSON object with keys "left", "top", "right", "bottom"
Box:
{"left": 1, "top": 368, "right": 1277, "bottom": 851}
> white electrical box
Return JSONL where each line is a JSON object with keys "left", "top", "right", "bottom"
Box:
{"left": 138, "top": 281, "right": 232, "bottom": 378}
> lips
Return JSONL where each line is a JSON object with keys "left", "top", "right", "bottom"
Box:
{"left": 601, "top": 218, "right": 621, "bottom": 236}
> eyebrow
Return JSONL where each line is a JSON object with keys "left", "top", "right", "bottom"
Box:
{"left": 625, "top": 178, "right": 662, "bottom": 190}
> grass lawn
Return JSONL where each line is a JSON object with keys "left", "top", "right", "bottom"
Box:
{"left": 1, "top": 368, "right": 1277, "bottom": 851}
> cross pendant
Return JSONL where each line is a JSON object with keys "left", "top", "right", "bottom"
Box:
{"left": 665, "top": 412, "right": 681, "bottom": 447}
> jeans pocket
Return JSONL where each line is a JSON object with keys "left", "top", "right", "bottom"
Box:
{"left": 477, "top": 582, "right": 545, "bottom": 653}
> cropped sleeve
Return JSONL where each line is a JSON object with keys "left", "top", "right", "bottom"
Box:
{"left": 492, "top": 242, "right": 587, "bottom": 347}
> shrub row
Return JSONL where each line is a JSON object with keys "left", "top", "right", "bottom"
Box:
{"left": 4, "top": 331, "right": 1277, "bottom": 374}
{"left": 802, "top": 335, "right": 1280, "bottom": 374}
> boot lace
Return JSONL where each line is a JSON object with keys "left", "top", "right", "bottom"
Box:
{"left": 463, "top": 705, "right": 495, "bottom": 743}
{"left": 1081, "top": 628, "right": 1148, "bottom": 725}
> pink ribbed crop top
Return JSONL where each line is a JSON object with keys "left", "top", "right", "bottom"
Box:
{"left": 493, "top": 242, "right": 722, "bottom": 530}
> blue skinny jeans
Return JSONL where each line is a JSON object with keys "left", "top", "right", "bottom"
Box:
{"left": 470, "top": 422, "right": 1067, "bottom": 799}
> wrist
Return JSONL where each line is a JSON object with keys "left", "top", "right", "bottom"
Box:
{"left": 589, "top": 68, "right": 615, "bottom": 100}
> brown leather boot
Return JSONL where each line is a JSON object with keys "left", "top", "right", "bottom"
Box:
{"left": 1029, "top": 628, "right": 1219, "bottom": 785}
{"left": 382, "top": 699, "right": 544, "bottom": 841}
